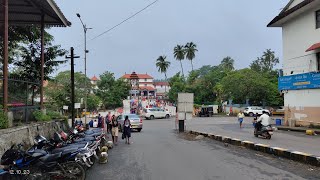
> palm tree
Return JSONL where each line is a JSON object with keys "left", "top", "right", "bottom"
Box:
{"left": 220, "top": 56, "right": 235, "bottom": 72}
{"left": 156, "top": 55, "right": 171, "bottom": 92}
{"left": 173, "top": 45, "right": 185, "bottom": 77}
{"left": 185, "top": 42, "right": 198, "bottom": 71}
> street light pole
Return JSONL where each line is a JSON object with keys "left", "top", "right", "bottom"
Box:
{"left": 77, "top": 13, "right": 92, "bottom": 125}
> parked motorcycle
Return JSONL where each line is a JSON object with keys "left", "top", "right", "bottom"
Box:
{"left": 33, "top": 135, "right": 96, "bottom": 170}
{"left": 0, "top": 144, "right": 86, "bottom": 180}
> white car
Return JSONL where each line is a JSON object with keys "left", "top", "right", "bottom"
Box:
{"left": 142, "top": 108, "right": 170, "bottom": 120}
{"left": 244, "top": 106, "right": 270, "bottom": 116}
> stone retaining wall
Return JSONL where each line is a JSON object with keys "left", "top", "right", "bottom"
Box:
{"left": 0, "top": 120, "right": 69, "bottom": 156}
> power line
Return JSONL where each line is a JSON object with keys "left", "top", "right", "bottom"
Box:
{"left": 88, "top": 0, "right": 159, "bottom": 42}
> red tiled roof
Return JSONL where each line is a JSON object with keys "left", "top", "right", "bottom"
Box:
{"left": 154, "top": 82, "right": 169, "bottom": 86}
{"left": 122, "top": 73, "right": 153, "bottom": 79}
{"left": 306, "top": 42, "right": 320, "bottom": 52}
{"left": 139, "top": 86, "right": 155, "bottom": 91}
{"left": 91, "top": 75, "right": 98, "bottom": 81}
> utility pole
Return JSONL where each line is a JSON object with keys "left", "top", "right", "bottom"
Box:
{"left": 76, "top": 13, "right": 92, "bottom": 125}
{"left": 66, "top": 47, "right": 80, "bottom": 127}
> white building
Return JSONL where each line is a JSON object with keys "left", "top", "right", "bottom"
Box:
{"left": 90, "top": 75, "right": 99, "bottom": 94}
{"left": 122, "top": 73, "right": 156, "bottom": 98}
{"left": 268, "top": 0, "right": 320, "bottom": 126}
{"left": 153, "top": 81, "right": 170, "bottom": 99}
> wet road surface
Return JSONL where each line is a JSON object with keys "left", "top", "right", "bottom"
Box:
{"left": 87, "top": 118, "right": 320, "bottom": 180}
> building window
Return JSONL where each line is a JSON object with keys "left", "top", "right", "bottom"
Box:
{"left": 145, "top": 78, "right": 147, "bottom": 82}
{"left": 145, "top": 84, "right": 147, "bottom": 87}
{"left": 161, "top": 85, "right": 163, "bottom": 88}
{"left": 317, "top": 53, "right": 320, "bottom": 71}
{"left": 316, "top": 10, "right": 320, "bottom": 29}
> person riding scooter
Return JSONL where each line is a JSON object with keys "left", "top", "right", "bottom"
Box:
{"left": 256, "top": 111, "right": 270, "bottom": 128}
{"left": 254, "top": 111, "right": 273, "bottom": 139}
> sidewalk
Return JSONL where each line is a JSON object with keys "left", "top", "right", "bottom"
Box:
{"left": 277, "top": 126, "right": 320, "bottom": 134}
{"left": 187, "top": 117, "right": 320, "bottom": 156}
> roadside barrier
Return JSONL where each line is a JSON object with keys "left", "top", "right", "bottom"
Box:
{"left": 188, "top": 130, "right": 320, "bottom": 166}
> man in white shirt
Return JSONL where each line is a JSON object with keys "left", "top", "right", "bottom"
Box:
{"left": 257, "top": 112, "right": 270, "bottom": 127}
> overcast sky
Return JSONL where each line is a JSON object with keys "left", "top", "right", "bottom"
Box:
{"left": 49, "top": 0, "right": 288, "bottom": 79}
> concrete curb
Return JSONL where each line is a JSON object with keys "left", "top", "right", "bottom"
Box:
{"left": 277, "top": 126, "right": 320, "bottom": 134}
{"left": 188, "top": 130, "right": 320, "bottom": 166}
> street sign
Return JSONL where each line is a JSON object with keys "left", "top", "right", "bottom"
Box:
{"left": 63, "top": 106, "right": 68, "bottom": 110}
{"left": 74, "top": 103, "right": 81, "bottom": 109}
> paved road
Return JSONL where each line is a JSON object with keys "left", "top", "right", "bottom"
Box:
{"left": 187, "top": 116, "right": 320, "bottom": 156}
{"left": 87, "top": 118, "right": 319, "bottom": 180}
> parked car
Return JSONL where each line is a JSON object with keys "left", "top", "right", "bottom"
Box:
{"left": 272, "top": 106, "right": 285, "bottom": 116}
{"left": 244, "top": 106, "right": 270, "bottom": 116}
{"left": 117, "top": 114, "right": 143, "bottom": 132}
{"left": 142, "top": 108, "right": 170, "bottom": 120}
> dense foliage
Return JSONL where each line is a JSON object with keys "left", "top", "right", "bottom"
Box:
{"left": 44, "top": 71, "right": 92, "bottom": 112}
{"left": 96, "top": 72, "right": 131, "bottom": 109}
{"left": 168, "top": 49, "right": 283, "bottom": 106}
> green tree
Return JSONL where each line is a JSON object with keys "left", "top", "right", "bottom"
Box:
{"left": 96, "top": 72, "right": 130, "bottom": 109}
{"left": 250, "top": 49, "right": 279, "bottom": 73}
{"left": 173, "top": 45, "right": 186, "bottom": 78}
{"left": 156, "top": 55, "right": 171, "bottom": 92}
{"left": 168, "top": 73, "right": 186, "bottom": 103}
{"left": 87, "top": 94, "right": 102, "bottom": 111}
{"left": 220, "top": 69, "right": 278, "bottom": 105}
{"left": 185, "top": 42, "right": 198, "bottom": 71}
{"left": 45, "top": 71, "right": 91, "bottom": 112}
{"left": 219, "top": 56, "right": 235, "bottom": 72}
{"left": 13, "top": 27, "right": 67, "bottom": 82}
{"left": 156, "top": 55, "right": 170, "bottom": 80}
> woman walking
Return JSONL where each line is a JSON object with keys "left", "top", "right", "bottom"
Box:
{"left": 123, "top": 116, "right": 131, "bottom": 144}
{"left": 111, "top": 115, "right": 119, "bottom": 145}
{"left": 237, "top": 110, "right": 245, "bottom": 128}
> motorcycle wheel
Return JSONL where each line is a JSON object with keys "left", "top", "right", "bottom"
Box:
{"left": 59, "top": 162, "right": 86, "bottom": 180}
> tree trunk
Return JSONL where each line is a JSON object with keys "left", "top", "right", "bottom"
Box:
{"left": 191, "top": 60, "right": 194, "bottom": 71}
{"left": 164, "top": 73, "right": 167, "bottom": 93}
{"left": 180, "top": 60, "right": 184, "bottom": 78}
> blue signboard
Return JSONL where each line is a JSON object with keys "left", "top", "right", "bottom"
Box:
{"left": 278, "top": 72, "right": 320, "bottom": 90}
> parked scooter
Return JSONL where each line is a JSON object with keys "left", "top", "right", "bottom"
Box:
{"left": 254, "top": 121, "right": 273, "bottom": 139}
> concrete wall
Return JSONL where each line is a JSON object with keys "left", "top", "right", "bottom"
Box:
{"left": 0, "top": 120, "right": 68, "bottom": 156}
{"left": 281, "top": 4, "right": 320, "bottom": 125}
{"left": 282, "top": 7, "right": 320, "bottom": 75}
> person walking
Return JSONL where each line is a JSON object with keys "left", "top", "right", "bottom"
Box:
{"left": 111, "top": 115, "right": 119, "bottom": 145}
{"left": 97, "top": 114, "right": 102, "bottom": 128}
{"left": 106, "top": 112, "right": 111, "bottom": 134}
{"left": 237, "top": 110, "right": 245, "bottom": 128}
{"left": 123, "top": 115, "right": 131, "bottom": 144}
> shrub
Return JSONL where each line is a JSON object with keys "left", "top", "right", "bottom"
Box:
{"left": 33, "top": 110, "right": 51, "bottom": 122}
{"left": 0, "top": 111, "right": 8, "bottom": 129}
{"left": 47, "top": 111, "right": 62, "bottom": 119}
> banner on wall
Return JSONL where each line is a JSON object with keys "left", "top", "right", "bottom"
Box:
{"left": 278, "top": 72, "right": 320, "bottom": 90}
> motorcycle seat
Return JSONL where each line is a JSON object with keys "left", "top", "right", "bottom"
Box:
{"left": 39, "top": 152, "right": 62, "bottom": 163}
